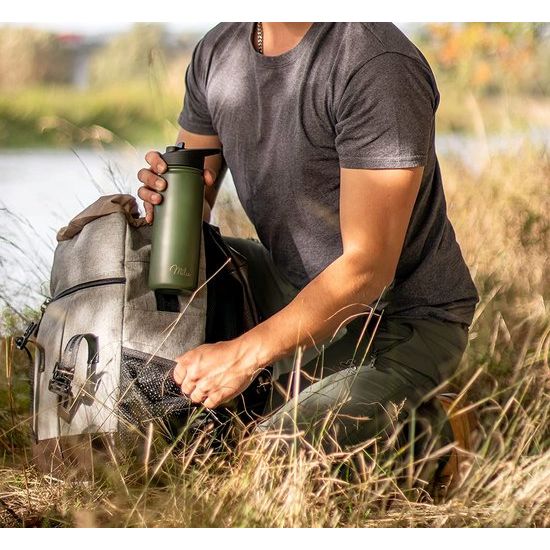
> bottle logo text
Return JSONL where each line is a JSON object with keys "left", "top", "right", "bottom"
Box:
{"left": 169, "top": 264, "right": 192, "bottom": 278}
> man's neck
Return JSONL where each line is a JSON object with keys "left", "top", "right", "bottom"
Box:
{"left": 260, "top": 23, "right": 314, "bottom": 56}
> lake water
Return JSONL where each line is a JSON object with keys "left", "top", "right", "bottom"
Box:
{"left": 1, "top": 129, "right": 549, "bottom": 310}
{"left": 0, "top": 145, "right": 246, "bottom": 310}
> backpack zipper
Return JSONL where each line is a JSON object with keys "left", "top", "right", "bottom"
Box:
{"left": 50, "top": 276, "right": 126, "bottom": 302}
{"left": 16, "top": 277, "right": 126, "bottom": 351}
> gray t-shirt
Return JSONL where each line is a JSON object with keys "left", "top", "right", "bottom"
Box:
{"left": 178, "top": 22, "right": 480, "bottom": 326}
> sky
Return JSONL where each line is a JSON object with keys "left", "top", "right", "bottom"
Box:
{"left": 1, "top": 21, "right": 417, "bottom": 41}
{"left": 2, "top": 22, "right": 214, "bottom": 36}
{"left": 1, "top": 1, "right": 544, "bottom": 24}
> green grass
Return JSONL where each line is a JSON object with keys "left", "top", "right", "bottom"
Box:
{"left": 0, "top": 83, "right": 182, "bottom": 148}
{"left": 1, "top": 82, "right": 549, "bottom": 148}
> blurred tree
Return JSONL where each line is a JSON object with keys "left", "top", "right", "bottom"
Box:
{"left": 89, "top": 23, "right": 170, "bottom": 87}
{"left": 416, "top": 23, "right": 549, "bottom": 96}
{"left": 0, "top": 27, "right": 72, "bottom": 90}
{"left": 414, "top": 23, "right": 550, "bottom": 142}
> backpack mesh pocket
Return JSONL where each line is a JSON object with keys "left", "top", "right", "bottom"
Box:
{"left": 119, "top": 347, "right": 192, "bottom": 423}
{"left": 118, "top": 347, "right": 225, "bottom": 445}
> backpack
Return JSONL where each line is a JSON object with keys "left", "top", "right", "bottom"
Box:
{"left": 16, "top": 194, "right": 272, "bottom": 477}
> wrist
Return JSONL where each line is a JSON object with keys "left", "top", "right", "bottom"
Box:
{"left": 235, "top": 326, "right": 276, "bottom": 374}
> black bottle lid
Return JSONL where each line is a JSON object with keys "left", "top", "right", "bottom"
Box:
{"left": 161, "top": 142, "right": 221, "bottom": 169}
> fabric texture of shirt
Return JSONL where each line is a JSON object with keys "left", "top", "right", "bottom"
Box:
{"left": 178, "top": 22, "right": 480, "bottom": 326}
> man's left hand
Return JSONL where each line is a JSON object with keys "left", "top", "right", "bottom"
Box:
{"left": 173, "top": 338, "right": 261, "bottom": 409}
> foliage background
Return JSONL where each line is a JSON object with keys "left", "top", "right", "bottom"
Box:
{"left": 0, "top": 23, "right": 548, "bottom": 147}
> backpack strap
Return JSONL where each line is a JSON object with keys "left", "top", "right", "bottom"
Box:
{"left": 48, "top": 333, "right": 100, "bottom": 424}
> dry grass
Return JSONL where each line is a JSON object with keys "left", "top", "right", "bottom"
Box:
{"left": 0, "top": 381, "right": 548, "bottom": 527}
{"left": 0, "top": 140, "right": 549, "bottom": 527}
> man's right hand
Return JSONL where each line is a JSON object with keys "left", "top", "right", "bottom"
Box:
{"left": 137, "top": 150, "right": 218, "bottom": 224}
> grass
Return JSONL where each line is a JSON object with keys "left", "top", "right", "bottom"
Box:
{"left": 0, "top": 83, "right": 182, "bottom": 148}
{"left": 1, "top": 82, "right": 549, "bottom": 148}
{"left": 434, "top": 89, "right": 550, "bottom": 135}
{"left": 0, "top": 140, "right": 549, "bottom": 527}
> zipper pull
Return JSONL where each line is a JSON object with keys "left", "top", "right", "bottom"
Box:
{"left": 15, "top": 321, "right": 38, "bottom": 351}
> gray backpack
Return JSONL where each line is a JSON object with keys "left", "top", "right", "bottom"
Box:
{"left": 16, "top": 194, "right": 269, "bottom": 475}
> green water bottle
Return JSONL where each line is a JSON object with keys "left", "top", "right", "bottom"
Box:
{"left": 148, "top": 142, "right": 221, "bottom": 293}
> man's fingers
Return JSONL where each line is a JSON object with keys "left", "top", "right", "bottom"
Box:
{"left": 137, "top": 185, "right": 163, "bottom": 207}
{"left": 145, "top": 150, "right": 167, "bottom": 174}
{"left": 137, "top": 168, "right": 166, "bottom": 192}
{"left": 181, "top": 371, "right": 208, "bottom": 398}
{"left": 181, "top": 382, "right": 196, "bottom": 397}
{"left": 189, "top": 387, "right": 208, "bottom": 405}
{"left": 143, "top": 202, "right": 153, "bottom": 224}
{"left": 203, "top": 392, "right": 223, "bottom": 409}
{"left": 204, "top": 385, "right": 235, "bottom": 409}
{"left": 203, "top": 168, "right": 217, "bottom": 187}
{"left": 172, "top": 365, "right": 185, "bottom": 385}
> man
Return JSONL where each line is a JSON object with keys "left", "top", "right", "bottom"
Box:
{"left": 137, "top": 22, "right": 479, "bottom": 455}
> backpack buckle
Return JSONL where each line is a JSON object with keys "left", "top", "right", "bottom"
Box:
{"left": 49, "top": 360, "right": 77, "bottom": 423}
{"left": 49, "top": 361, "right": 73, "bottom": 398}
{"left": 48, "top": 333, "right": 100, "bottom": 423}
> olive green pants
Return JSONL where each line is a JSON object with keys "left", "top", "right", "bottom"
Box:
{"left": 223, "top": 235, "right": 471, "bottom": 456}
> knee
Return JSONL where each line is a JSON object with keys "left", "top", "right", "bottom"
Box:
{"left": 253, "top": 409, "right": 298, "bottom": 436}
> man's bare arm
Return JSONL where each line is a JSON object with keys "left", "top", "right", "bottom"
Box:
{"left": 172, "top": 165, "right": 424, "bottom": 408}
{"left": 239, "top": 166, "right": 424, "bottom": 368}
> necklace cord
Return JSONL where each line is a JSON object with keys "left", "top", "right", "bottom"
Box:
{"left": 256, "top": 22, "right": 263, "bottom": 54}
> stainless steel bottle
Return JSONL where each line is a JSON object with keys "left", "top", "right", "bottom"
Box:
{"left": 148, "top": 143, "right": 221, "bottom": 293}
